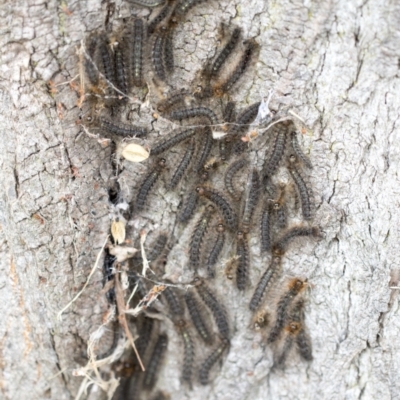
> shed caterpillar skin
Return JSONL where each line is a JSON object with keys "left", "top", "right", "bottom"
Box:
{"left": 135, "top": 158, "right": 166, "bottom": 212}
{"left": 209, "top": 27, "right": 241, "bottom": 78}
{"left": 240, "top": 168, "right": 261, "bottom": 233}
{"left": 169, "top": 138, "right": 196, "bottom": 188}
{"left": 193, "top": 128, "right": 213, "bottom": 172}
{"left": 249, "top": 256, "right": 282, "bottom": 311}
{"left": 103, "top": 251, "right": 117, "bottom": 304}
{"left": 288, "top": 155, "right": 314, "bottom": 220}
{"left": 130, "top": 18, "right": 145, "bottom": 87}
{"left": 150, "top": 391, "right": 171, "bottom": 400}
{"left": 143, "top": 333, "right": 168, "bottom": 389}
{"left": 199, "top": 339, "right": 229, "bottom": 385}
{"left": 193, "top": 277, "right": 230, "bottom": 339}
{"left": 214, "top": 40, "right": 258, "bottom": 95}
{"left": 228, "top": 102, "right": 261, "bottom": 137}
{"left": 224, "top": 157, "right": 247, "bottom": 200}
{"left": 260, "top": 200, "right": 273, "bottom": 253}
{"left": 290, "top": 131, "right": 312, "bottom": 169}
{"left": 84, "top": 35, "right": 100, "bottom": 87}
{"left": 189, "top": 205, "right": 215, "bottom": 270}
{"left": 148, "top": 1, "right": 174, "bottom": 35}
{"left": 169, "top": 106, "right": 219, "bottom": 126}
{"left": 206, "top": 223, "right": 225, "bottom": 278}
{"left": 196, "top": 186, "right": 237, "bottom": 230}
{"left": 262, "top": 126, "right": 287, "bottom": 181}
{"left": 152, "top": 29, "right": 167, "bottom": 81}
{"left": 162, "top": 284, "right": 184, "bottom": 317}
{"left": 288, "top": 299, "right": 313, "bottom": 361}
{"left": 185, "top": 291, "right": 214, "bottom": 344}
{"left": 273, "top": 321, "right": 301, "bottom": 367}
{"left": 173, "top": 0, "right": 207, "bottom": 18}
{"left": 128, "top": 0, "right": 166, "bottom": 7}
{"left": 272, "top": 226, "right": 321, "bottom": 256}
{"left": 151, "top": 128, "right": 196, "bottom": 155}
{"left": 252, "top": 309, "right": 269, "bottom": 331}
{"left": 236, "top": 231, "right": 250, "bottom": 291}
{"left": 268, "top": 278, "right": 307, "bottom": 343}
{"left": 99, "top": 116, "right": 148, "bottom": 137}
{"left": 175, "top": 320, "right": 195, "bottom": 386}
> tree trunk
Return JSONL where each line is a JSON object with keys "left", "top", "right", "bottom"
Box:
{"left": 1, "top": 0, "right": 399, "bottom": 399}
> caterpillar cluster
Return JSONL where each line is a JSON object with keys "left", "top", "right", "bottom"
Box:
{"left": 76, "top": 0, "right": 320, "bottom": 398}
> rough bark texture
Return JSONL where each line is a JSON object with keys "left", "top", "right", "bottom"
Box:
{"left": 1, "top": 0, "right": 399, "bottom": 399}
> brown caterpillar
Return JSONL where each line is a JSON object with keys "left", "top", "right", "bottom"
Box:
{"left": 151, "top": 128, "right": 197, "bottom": 155}
{"left": 272, "top": 226, "right": 321, "bottom": 256}
{"left": 103, "top": 251, "right": 116, "bottom": 304}
{"left": 164, "top": 28, "right": 175, "bottom": 73}
{"left": 228, "top": 102, "right": 261, "bottom": 137}
{"left": 176, "top": 320, "right": 195, "bottom": 386}
{"left": 240, "top": 168, "right": 261, "bottom": 233}
{"left": 169, "top": 138, "right": 196, "bottom": 188}
{"left": 268, "top": 278, "right": 307, "bottom": 343}
{"left": 135, "top": 158, "right": 166, "bottom": 212}
{"left": 288, "top": 155, "right": 314, "bottom": 220}
{"left": 196, "top": 186, "right": 237, "bottom": 230}
{"left": 209, "top": 27, "right": 241, "bottom": 78}
{"left": 114, "top": 41, "right": 130, "bottom": 97}
{"left": 148, "top": 0, "right": 174, "bottom": 35}
{"left": 290, "top": 131, "right": 312, "bottom": 169}
{"left": 97, "top": 34, "right": 116, "bottom": 87}
{"left": 214, "top": 39, "right": 258, "bottom": 95}
{"left": 143, "top": 333, "right": 168, "bottom": 389}
{"left": 260, "top": 200, "right": 273, "bottom": 253}
{"left": 130, "top": 18, "right": 145, "bottom": 87}
{"left": 157, "top": 89, "right": 192, "bottom": 113}
{"left": 272, "top": 187, "right": 288, "bottom": 230}
{"left": 193, "top": 277, "right": 230, "bottom": 339}
{"left": 219, "top": 136, "right": 233, "bottom": 162}
{"left": 169, "top": 106, "right": 219, "bottom": 126}
{"left": 99, "top": 117, "right": 148, "bottom": 137}
{"left": 236, "top": 231, "right": 249, "bottom": 291}
{"left": 162, "top": 284, "right": 184, "bottom": 317}
{"left": 206, "top": 223, "right": 225, "bottom": 278}
{"left": 134, "top": 316, "right": 156, "bottom": 365}
{"left": 152, "top": 28, "right": 167, "bottom": 81}
{"left": 179, "top": 190, "right": 199, "bottom": 223}
{"left": 199, "top": 339, "right": 229, "bottom": 385}
{"left": 189, "top": 205, "right": 215, "bottom": 270}
{"left": 262, "top": 126, "right": 287, "bottom": 181}
{"left": 193, "top": 128, "right": 213, "bottom": 172}
{"left": 249, "top": 256, "right": 282, "bottom": 311}
{"left": 128, "top": 0, "right": 166, "bottom": 7}
{"left": 224, "top": 157, "right": 247, "bottom": 200}
{"left": 84, "top": 34, "right": 100, "bottom": 87}
{"left": 185, "top": 291, "right": 213, "bottom": 344}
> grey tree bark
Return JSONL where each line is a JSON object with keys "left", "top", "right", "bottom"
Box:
{"left": 1, "top": 0, "right": 399, "bottom": 399}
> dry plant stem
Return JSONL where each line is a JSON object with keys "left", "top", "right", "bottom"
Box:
{"left": 114, "top": 265, "right": 145, "bottom": 371}
{"left": 57, "top": 236, "right": 109, "bottom": 321}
